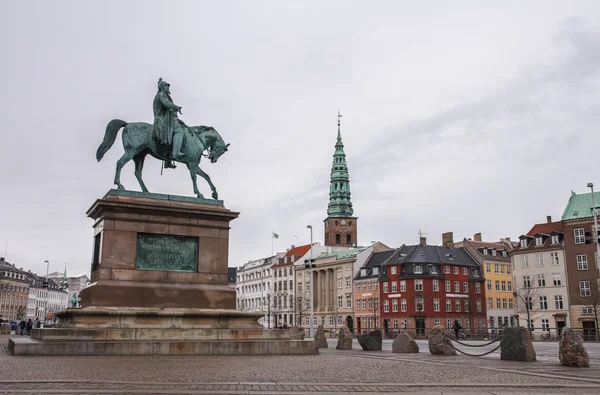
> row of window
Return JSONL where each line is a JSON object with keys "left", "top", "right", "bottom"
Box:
{"left": 382, "top": 280, "right": 481, "bottom": 294}
{"left": 355, "top": 297, "right": 379, "bottom": 311}
{"left": 522, "top": 295, "right": 565, "bottom": 310}
{"left": 389, "top": 265, "right": 472, "bottom": 276}
{"left": 485, "top": 263, "right": 511, "bottom": 275}
{"left": 521, "top": 234, "right": 561, "bottom": 248}
{"left": 354, "top": 281, "right": 378, "bottom": 292}
{"left": 382, "top": 298, "right": 482, "bottom": 313}
{"left": 486, "top": 279, "right": 513, "bottom": 292}
{"left": 522, "top": 274, "right": 562, "bottom": 288}
{"left": 520, "top": 252, "right": 561, "bottom": 268}
{"left": 482, "top": 249, "right": 508, "bottom": 257}
{"left": 487, "top": 297, "right": 515, "bottom": 310}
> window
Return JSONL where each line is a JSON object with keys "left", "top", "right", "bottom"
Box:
{"left": 447, "top": 319, "right": 453, "bottom": 329}
{"left": 362, "top": 283, "right": 366, "bottom": 291}
{"left": 486, "top": 263, "right": 491, "bottom": 273}
{"left": 574, "top": 228, "right": 585, "bottom": 244}
{"left": 541, "top": 319, "right": 549, "bottom": 332}
{"left": 494, "top": 280, "right": 499, "bottom": 291}
{"left": 463, "top": 267, "right": 468, "bottom": 275}
{"left": 415, "top": 297, "right": 423, "bottom": 312}
{"left": 430, "top": 266, "right": 438, "bottom": 274}
{"left": 523, "top": 275, "right": 531, "bottom": 288}
{"left": 392, "top": 319, "right": 398, "bottom": 329}
{"left": 508, "top": 299, "right": 513, "bottom": 309}
{"left": 553, "top": 274, "right": 561, "bottom": 286}
{"left": 580, "top": 281, "right": 591, "bottom": 297}
{"left": 383, "top": 283, "right": 388, "bottom": 293}
{"left": 415, "top": 279, "right": 423, "bottom": 291}
{"left": 445, "top": 281, "right": 451, "bottom": 292}
{"left": 536, "top": 253, "right": 544, "bottom": 267}
{"left": 368, "top": 282, "right": 372, "bottom": 291}
{"left": 535, "top": 237, "right": 544, "bottom": 246}
{"left": 383, "top": 300, "right": 389, "bottom": 312}
{"left": 400, "top": 280, "right": 406, "bottom": 292}
{"left": 355, "top": 284, "right": 360, "bottom": 292}
{"left": 433, "top": 279, "right": 439, "bottom": 292}
{"left": 368, "top": 298, "right": 373, "bottom": 310}
{"left": 475, "top": 282, "right": 481, "bottom": 293}
{"left": 392, "top": 299, "right": 398, "bottom": 312}
{"left": 444, "top": 265, "right": 450, "bottom": 274}
{"left": 454, "top": 267, "right": 459, "bottom": 274}
{"left": 362, "top": 299, "right": 367, "bottom": 309}
{"left": 346, "top": 276, "right": 351, "bottom": 287}
{"left": 538, "top": 274, "right": 546, "bottom": 287}
{"left": 455, "top": 299, "right": 461, "bottom": 312}
{"left": 335, "top": 234, "right": 341, "bottom": 244}
{"left": 414, "top": 265, "right": 423, "bottom": 274}
{"left": 577, "top": 254, "right": 588, "bottom": 270}
{"left": 521, "top": 255, "right": 529, "bottom": 268}
{"left": 551, "top": 234, "right": 560, "bottom": 245}
{"left": 355, "top": 299, "right": 360, "bottom": 310}
{"left": 507, "top": 281, "right": 513, "bottom": 292}
{"left": 298, "top": 282, "right": 302, "bottom": 292}
{"left": 373, "top": 297, "right": 378, "bottom": 310}
{"left": 454, "top": 281, "right": 460, "bottom": 292}
{"left": 506, "top": 265, "right": 511, "bottom": 274}
{"left": 434, "top": 319, "right": 440, "bottom": 327}
{"left": 346, "top": 264, "right": 351, "bottom": 271}
{"left": 582, "top": 307, "right": 593, "bottom": 315}
{"left": 446, "top": 299, "right": 452, "bottom": 312}
{"left": 500, "top": 265, "right": 505, "bottom": 274}
{"left": 527, "top": 320, "right": 534, "bottom": 331}
{"left": 487, "top": 280, "right": 492, "bottom": 291}
{"left": 374, "top": 282, "right": 378, "bottom": 291}
{"left": 433, "top": 298, "right": 440, "bottom": 312}
{"left": 463, "top": 282, "right": 469, "bottom": 293}
{"left": 555, "top": 295, "right": 563, "bottom": 309}
{"left": 525, "top": 296, "right": 533, "bottom": 311}
{"left": 502, "top": 298, "right": 507, "bottom": 309}
{"left": 494, "top": 264, "right": 499, "bottom": 274}
{"left": 551, "top": 252, "right": 560, "bottom": 265}
{"left": 391, "top": 281, "right": 397, "bottom": 293}
{"left": 391, "top": 267, "right": 397, "bottom": 275}
{"left": 492, "top": 249, "right": 497, "bottom": 256}
{"left": 338, "top": 295, "right": 343, "bottom": 308}
{"left": 496, "top": 298, "right": 501, "bottom": 309}
{"left": 520, "top": 239, "right": 528, "bottom": 248}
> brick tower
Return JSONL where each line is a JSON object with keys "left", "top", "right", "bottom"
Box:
{"left": 324, "top": 111, "right": 357, "bottom": 247}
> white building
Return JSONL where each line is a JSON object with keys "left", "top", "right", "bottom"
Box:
{"left": 236, "top": 254, "right": 279, "bottom": 328}
{"left": 511, "top": 218, "right": 570, "bottom": 339}
{"left": 25, "top": 272, "right": 68, "bottom": 323}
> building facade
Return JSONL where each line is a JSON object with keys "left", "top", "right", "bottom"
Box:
{"left": 25, "top": 271, "right": 68, "bottom": 322}
{"left": 380, "top": 236, "right": 487, "bottom": 337}
{"left": 511, "top": 217, "right": 569, "bottom": 339}
{"left": 561, "top": 191, "right": 600, "bottom": 338}
{"left": 456, "top": 233, "right": 516, "bottom": 333}
{"left": 0, "top": 257, "right": 29, "bottom": 321}
{"left": 235, "top": 255, "right": 277, "bottom": 328}
{"left": 324, "top": 112, "right": 357, "bottom": 247}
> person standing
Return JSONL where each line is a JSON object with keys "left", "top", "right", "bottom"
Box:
{"left": 452, "top": 319, "right": 462, "bottom": 339}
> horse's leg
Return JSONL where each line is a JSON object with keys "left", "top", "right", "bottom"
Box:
{"left": 186, "top": 162, "right": 204, "bottom": 199}
{"left": 113, "top": 150, "right": 135, "bottom": 190}
{"left": 133, "top": 153, "right": 149, "bottom": 193}
{"left": 196, "top": 165, "right": 218, "bottom": 200}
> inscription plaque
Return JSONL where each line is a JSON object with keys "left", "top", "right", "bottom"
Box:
{"left": 135, "top": 233, "right": 198, "bottom": 272}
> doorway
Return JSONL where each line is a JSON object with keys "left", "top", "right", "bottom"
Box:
{"left": 582, "top": 321, "right": 596, "bottom": 341}
{"left": 415, "top": 318, "right": 425, "bottom": 336}
{"left": 556, "top": 320, "right": 565, "bottom": 337}
{"left": 346, "top": 316, "right": 354, "bottom": 334}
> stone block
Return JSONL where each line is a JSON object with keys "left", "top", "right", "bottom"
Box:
{"left": 392, "top": 329, "right": 419, "bottom": 353}
{"left": 289, "top": 326, "right": 306, "bottom": 340}
{"left": 428, "top": 325, "right": 456, "bottom": 356}
{"left": 336, "top": 326, "right": 353, "bottom": 350}
{"left": 559, "top": 327, "right": 589, "bottom": 367}
{"left": 0, "top": 323, "right": 11, "bottom": 335}
{"left": 357, "top": 330, "right": 382, "bottom": 351}
{"left": 500, "top": 327, "right": 536, "bottom": 362}
{"left": 314, "top": 325, "right": 328, "bottom": 348}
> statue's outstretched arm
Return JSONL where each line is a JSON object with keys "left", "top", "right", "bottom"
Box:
{"left": 158, "top": 91, "right": 180, "bottom": 110}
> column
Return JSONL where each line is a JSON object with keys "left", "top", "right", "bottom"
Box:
{"left": 317, "top": 270, "right": 323, "bottom": 311}
{"left": 325, "top": 269, "right": 330, "bottom": 313}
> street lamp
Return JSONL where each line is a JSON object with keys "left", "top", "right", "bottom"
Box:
{"left": 588, "top": 183, "right": 600, "bottom": 271}
{"left": 306, "top": 225, "right": 315, "bottom": 337}
{"left": 44, "top": 260, "right": 49, "bottom": 323}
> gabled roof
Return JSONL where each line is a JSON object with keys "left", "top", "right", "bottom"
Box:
{"left": 562, "top": 190, "right": 600, "bottom": 221}
{"left": 271, "top": 244, "right": 312, "bottom": 268}
{"left": 462, "top": 239, "right": 512, "bottom": 262}
{"left": 512, "top": 221, "right": 564, "bottom": 253}
{"left": 354, "top": 250, "right": 395, "bottom": 281}
{"left": 385, "top": 244, "right": 480, "bottom": 267}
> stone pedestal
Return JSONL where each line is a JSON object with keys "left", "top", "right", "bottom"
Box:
{"left": 500, "top": 327, "right": 536, "bottom": 362}
{"left": 9, "top": 190, "right": 316, "bottom": 356}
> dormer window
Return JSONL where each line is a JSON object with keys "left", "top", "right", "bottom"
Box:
{"left": 414, "top": 265, "right": 423, "bottom": 274}
{"left": 430, "top": 266, "right": 438, "bottom": 274}
{"left": 551, "top": 235, "right": 560, "bottom": 245}
{"left": 535, "top": 237, "right": 544, "bottom": 246}
{"left": 372, "top": 267, "right": 379, "bottom": 275}
{"left": 360, "top": 268, "right": 367, "bottom": 276}
{"left": 483, "top": 249, "right": 488, "bottom": 255}
{"left": 391, "top": 267, "right": 397, "bottom": 275}
{"left": 520, "top": 239, "right": 528, "bottom": 248}
{"left": 502, "top": 251, "right": 507, "bottom": 257}
{"left": 491, "top": 250, "right": 497, "bottom": 256}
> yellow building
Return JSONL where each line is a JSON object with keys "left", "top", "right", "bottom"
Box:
{"left": 455, "top": 233, "right": 515, "bottom": 333}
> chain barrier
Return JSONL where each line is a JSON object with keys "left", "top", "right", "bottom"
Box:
{"left": 443, "top": 333, "right": 503, "bottom": 348}
{"left": 446, "top": 340, "right": 502, "bottom": 357}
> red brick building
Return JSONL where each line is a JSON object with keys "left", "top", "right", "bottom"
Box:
{"left": 379, "top": 237, "right": 487, "bottom": 336}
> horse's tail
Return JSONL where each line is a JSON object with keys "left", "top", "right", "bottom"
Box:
{"left": 96, "top": 119, "right": 127, "bottom": 161}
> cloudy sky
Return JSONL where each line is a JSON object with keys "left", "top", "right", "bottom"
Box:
{"left": 1, "top": 1, "right": 600, "bottom": 276}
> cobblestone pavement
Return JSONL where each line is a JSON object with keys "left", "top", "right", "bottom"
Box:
{"left": 2, "top": 335, "right": 600, "bottom": 394}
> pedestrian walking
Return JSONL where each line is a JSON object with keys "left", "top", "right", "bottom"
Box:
{"left": 18, "top": 320, "right": 26, "bottom": 336}
{"left": 26, "top": 319, "right": 33, "bottom": 335}
{"left": 452, "top": 319, "right": 462, "bottom": 339}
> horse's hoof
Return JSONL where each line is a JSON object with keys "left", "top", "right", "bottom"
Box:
{"left": 212, "top": 192, "right": 219, "bottom": 200}
{"left": 196, "top": 194, "right": 205, "bottom": 199}
{"left": 117, "top": 185, "right": 125, "bottom": 190}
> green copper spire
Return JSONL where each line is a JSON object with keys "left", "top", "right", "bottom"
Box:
{"left": 327, "top": 111, "right": 354, "bottom": 217}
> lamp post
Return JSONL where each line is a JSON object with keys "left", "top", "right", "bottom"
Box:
{"left": 588, "top": 183, "right": 600, "bottom": 271}
{"left": 306, "top": 225, "right": 315, "bottom": 337}
{"left": 44, "top": 260, "right": 49, "bottom": 323}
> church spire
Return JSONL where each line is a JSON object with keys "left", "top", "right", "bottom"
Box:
{"left": 327, "top": 110, "right": 354, "bottom": 217}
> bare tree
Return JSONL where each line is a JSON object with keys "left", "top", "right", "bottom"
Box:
{"left": 293, "top": 292, "right": 311, "bottom": 327}
{"left": 513, "top": 283, "right": 542, "bottom": 332}
{"left": 582, "top": 278, "right": 600, "bottom": 341}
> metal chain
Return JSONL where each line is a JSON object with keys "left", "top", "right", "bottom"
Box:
{"left": 443, "top": 333, "right": 502, "bottom": 347}
{"left": 446, "top": 340, "right": 502, "bottom": 357}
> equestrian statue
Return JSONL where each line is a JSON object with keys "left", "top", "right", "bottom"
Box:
{"left": 96, "top": 78, "right": 230, "bottom": 199}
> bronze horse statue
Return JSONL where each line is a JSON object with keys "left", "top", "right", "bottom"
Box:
{"left": 96, "top": 119, "right": 229, "bottom": 199}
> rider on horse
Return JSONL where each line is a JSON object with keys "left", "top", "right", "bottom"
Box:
{"left": 153, "top": 78, "right": 186, "bottom": 169}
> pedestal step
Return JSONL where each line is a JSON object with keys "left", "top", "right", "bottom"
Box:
{"left": 9, "top": 337, "right": 318, "bottom": 356}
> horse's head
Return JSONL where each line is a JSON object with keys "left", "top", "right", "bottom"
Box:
{"left": 206, "top": 130, "right": 230, "bottom": 163}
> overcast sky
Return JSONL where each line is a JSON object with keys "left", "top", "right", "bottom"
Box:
{"left": 1, "top": 1, "right": 600, "bottom": 276}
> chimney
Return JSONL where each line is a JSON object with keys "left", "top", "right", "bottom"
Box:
{"left": 420, "top": 237, "right": 427, "bottom": 246}
{"left": 474, "top": 233, "right": 482, "bottom": 242}
{"left": 290, "top": 245, "right": 295, "bottom": 249}
{"left": 442, "top": 232, "right": 454, "bottom": 248}
{"left": 504, "top": 237, "right": 511, "bottom": 242}
{"left": 0, "top": 257, "right": 4, "bottom": 264}
{"left": 547, "top": 216, "right": 552, "bottom": 223}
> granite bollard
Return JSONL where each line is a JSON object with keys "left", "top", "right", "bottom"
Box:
{"left": 314, "top": 325, "right": 328, "bottom": 348}
{"left": 428, "top": 325, "right": 456, "bottom": 356}
{"left": 357, "top": 329, "right": 382, "bottom": 351}
{"left": 500, "top": 327, "right": 536, "bottom": 362}
{"left": 559, "top": 327, "right": 589, "bottom": 367}
{"left": 336, "top": 326, "right": 353, "bottom": 350}
{"left": 392, "top": 329, "right": 419, "bottom": 353}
